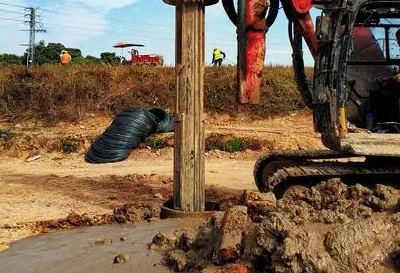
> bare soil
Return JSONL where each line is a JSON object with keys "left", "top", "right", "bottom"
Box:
{"left": 2, "top": 111, "right": 399, "bottom": 272}
{"left": 0, "top": 111, "right": 322, "bottom": 251}
{"left": 158, "top": 179, "right": 400, "bottom": 273}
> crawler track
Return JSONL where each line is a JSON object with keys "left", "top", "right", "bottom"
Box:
{"left": 254, "top": 150, "right": 400, "bottom": 197}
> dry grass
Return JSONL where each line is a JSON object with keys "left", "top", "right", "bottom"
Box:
{"left": 0, "top": 64, "right": 307, "bottom": 123}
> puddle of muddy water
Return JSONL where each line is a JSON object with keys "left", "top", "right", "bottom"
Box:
{"left": 0, "top": 219, "right": 203, "bottom": 273}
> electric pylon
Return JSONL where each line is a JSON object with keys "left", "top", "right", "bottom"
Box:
{"left": 23, "top": 7, "right": 46, "bottom": 67}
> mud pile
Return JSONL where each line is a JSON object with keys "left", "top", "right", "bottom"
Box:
{"left": 35, "top": 202, "right": 161, "bottom": 234}
{"left": 152, "top": 179, "right": 400, "bottom": 272}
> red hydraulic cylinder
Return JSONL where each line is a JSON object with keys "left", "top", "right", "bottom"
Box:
{"left": 238, "top": 0, "right": 268, "bottom": 104}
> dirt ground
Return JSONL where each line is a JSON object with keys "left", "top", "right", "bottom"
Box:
{"left": 0, "top": 111, "right": 323, "bottom": 250}
{"left": 3, "top": 111, "right": 400, "bottom": 272}
{"left": 160, "top": 179, "right": 400, "bottom": 273}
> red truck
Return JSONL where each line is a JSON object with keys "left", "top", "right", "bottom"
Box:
{"left": 130, "top": 49, "right": 164, "bottom": 66}
{"left": 113, "top": 42, "right": 164, "bottom": 66}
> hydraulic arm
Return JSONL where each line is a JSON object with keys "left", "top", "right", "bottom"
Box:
{"left": 221, "top": 0, "right": 333, "bottom": 104}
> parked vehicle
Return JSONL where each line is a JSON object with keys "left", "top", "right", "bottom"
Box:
{"left": 113, "top": 42, "right": 163, "bottom": 66}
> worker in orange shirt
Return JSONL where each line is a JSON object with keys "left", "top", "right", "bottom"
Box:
{"left": 60, "top": 50, "right": 72, "bottom": 66}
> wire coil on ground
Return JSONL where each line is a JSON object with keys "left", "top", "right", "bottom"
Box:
{"left": 85, "top": 108, "right": 174, "bottom": 163}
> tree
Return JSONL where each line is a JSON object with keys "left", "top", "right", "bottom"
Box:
{"left": 85, "top": 55, "right": 100, "bottom": 61}
{"left": 0, "top": 42, "right": 112, "bottom": 66}
{"left": 65, "top": 47, "right": 82, "bottom": 59}
{"left": 100, "top": 52, "right": 119, "bottom": 65}
{"left": 0, "top": 54, "right": 23, "bottom": 65}
{"left": 24, "top": 41, "right": 83, "bottom": 65}
{"left": 84, "top": 55, "right": 101, "bottom": 63}
{"left": 71, "top": 55, "right": 102, "bottom": 64}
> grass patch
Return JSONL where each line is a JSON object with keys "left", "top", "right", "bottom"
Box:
{"left": 205, "top": 134, "right": 226, "bottom": 151}
{"left": 225, "top": 138, "right": 247, "bottom": 152}
{"left": 143, "top": 137, "right": 168, "bottom": 151}
{"left": 60, "top": 136, "right": 80, "bottom": 154}
{"left": 205, "top": 134, "right": 268, "bottom": 153}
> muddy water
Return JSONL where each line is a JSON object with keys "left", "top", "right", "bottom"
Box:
{"left": 0, "top": 219, "right": 202, "bottom": 273}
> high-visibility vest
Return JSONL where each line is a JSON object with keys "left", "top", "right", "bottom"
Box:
{"left": 61, "top": 53, "right": 71, "bottom": 64}
{"left": 213, "top": 49, "right": 223, "bottom": 61}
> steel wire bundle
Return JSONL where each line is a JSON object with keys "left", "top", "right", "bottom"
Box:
{"left": 85, "top": 108, "right": 174, "bottom": 163}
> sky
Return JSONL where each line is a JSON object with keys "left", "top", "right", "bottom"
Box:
{"left": 0, "top": 0, "right": 315, "bottom": 66}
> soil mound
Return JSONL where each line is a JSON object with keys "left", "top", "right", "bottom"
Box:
{"left": 152, "top": 178, "right": 400, "bottom": 272}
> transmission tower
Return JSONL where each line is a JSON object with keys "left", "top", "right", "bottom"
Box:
{"left": 22, "top": 7, "right": 46, "bottom": 67}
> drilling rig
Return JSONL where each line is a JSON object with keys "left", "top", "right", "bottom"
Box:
{"left": 222, "top": 0, "right": 400, "bottom": 196}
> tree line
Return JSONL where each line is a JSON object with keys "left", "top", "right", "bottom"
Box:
{"left": 0, "top": 41, "right": 120, "bottom": 65}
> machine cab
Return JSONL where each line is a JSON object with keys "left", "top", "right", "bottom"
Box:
{"left": 347, "top": 2, "right": 400, "bottom": 131}
{"left": 313, "top": 0, "right": 400, "bottom": 156}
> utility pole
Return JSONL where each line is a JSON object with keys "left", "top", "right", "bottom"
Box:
{"left": 163, "top": 0, "right": 218, "bottom": 213}
{"left": 22, "top": 7, "right": 46, "bottom": 67}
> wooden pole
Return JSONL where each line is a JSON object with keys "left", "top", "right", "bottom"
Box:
{"left": 163, "top": 0, "right": 218, "bottom": 212}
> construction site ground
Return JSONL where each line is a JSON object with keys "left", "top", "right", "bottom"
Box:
{"left": 2, "top": 111, "right": 400, "bottom": 272}
{"left": 0, "top": 111, "right": 322, "bottom": 248}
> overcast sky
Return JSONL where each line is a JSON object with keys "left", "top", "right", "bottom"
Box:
{"left": 0, "top": 0, "right": 315, "bottom": 66}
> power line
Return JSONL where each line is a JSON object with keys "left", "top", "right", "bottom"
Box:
{"left": 0, "top": 22, "right": 17, "bottom": 28}
{"left": 40, "top": 5, "right": 168, "bottom": 26}
{"left": 106, "top": 17, "right": 175, "bottom": 29}
{"left": 41, "top": 26, "right": 238, "bottom": 50}
{"left": 45, "top": 22, "right": 175, "bottom": 41}
{"left": 42, "top": 19, "right": 256, "bottom": 46}
{"left": 101, "top": 16, "right": 233, "bottom": 36}
{"left": 41, "top": 5, "right": 222, "bottom": 33}
{"left": 41, "top": 8, "right": 104, "bottom": 23}
{"left": 40, "top": 19, "right": 286, "bottom": 46}
{"left": 206, "top": 42, "right": 236, "bottom": 48}
{"left": 30, "top": 4, "right": 284, "bottom": 51}
{"left": 41, "top": 7, "right": 174, "bottom": 29}
{"left": 2, "top": 2, "right": 236, "bottom": 36}
{"left": 44, "top": 17, "right": 174, "bottom": 37}
{"left": 0, "top": 2, "right": 26, "bottom": 9}
{"left": 0, "top": 8, "right": 25, "bottom": 15}
{"left": 0, "top": 16, "right": 25, "bottom": 22}
{"left": 44, "top": 23, "right": 104, "bottom": 33}
{"left": 44, "top": 22, "right": 230, "bottom": 46}
{"left": 41, "top": 3, "right": 106, "bottom": 15}
{"left": 40, "top": 6, "right": 232, "bottom": 36}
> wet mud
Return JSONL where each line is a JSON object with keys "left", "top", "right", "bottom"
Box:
{"left": 0, "top": 219, "right": 204, "bottom": 273}
{"left": 153, "top": 178, "right": 400, "bottom": 272}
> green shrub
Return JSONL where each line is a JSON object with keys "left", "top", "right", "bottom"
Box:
{"left": 144, "top": 137, "right": 168, "bottom": 151}
{"left": 61, "top": 136, "right": 80, "bottom": 153}
{"left": 205, "top": 134, "right": 226, "bottom": 151}
{"left": 225, "top": 137, "right": 247, "bottom": 152}
{"left": 205, "top": 134, "right": 267, "bottom": 153}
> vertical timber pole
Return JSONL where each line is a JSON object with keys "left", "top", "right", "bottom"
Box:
{"left": 163, "top": 0, "right": 219, "bottom": 212}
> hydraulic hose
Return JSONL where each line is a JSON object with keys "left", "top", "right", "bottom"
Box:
{"left": 222, "top": 0, "right": 238, "bottom": 26}
{"left": 265, "top": 0, "right": 279, "bottom": 30}
{"left": 289, "top": 21, "right": 313, "bottom": 108}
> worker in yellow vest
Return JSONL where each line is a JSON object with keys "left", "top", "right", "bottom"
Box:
{"left": 60, "top": 50, "right": 72, "bottom": 66}
{"left": 211, "top": 48, "right": 226, "bottom": 66}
